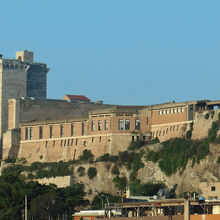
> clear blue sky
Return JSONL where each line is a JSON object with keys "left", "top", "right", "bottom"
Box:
{"left": 1, "top": 1, "right": 220, "bottom": 105}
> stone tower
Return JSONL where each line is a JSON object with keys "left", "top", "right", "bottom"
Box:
{"left": 0, "top": 50, "right": 49, "bottom": 155}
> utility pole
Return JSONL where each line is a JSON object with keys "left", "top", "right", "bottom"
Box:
{"left": 25, "top": 195, "right": 27, "bottom": 220}
{"left": 184, "top": 199, "right": 190, "bottom": 220}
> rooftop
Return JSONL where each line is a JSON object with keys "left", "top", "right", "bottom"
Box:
{"left": 63, "top": 95, "right": 90, "bottom": 102}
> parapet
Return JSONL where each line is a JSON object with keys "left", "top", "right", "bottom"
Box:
{"left": 16, "top": 50, "right": 33, "bottom": 63}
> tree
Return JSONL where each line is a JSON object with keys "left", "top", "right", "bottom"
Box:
{"left": 87, "top": 167, "right": 97, "bottom": 179}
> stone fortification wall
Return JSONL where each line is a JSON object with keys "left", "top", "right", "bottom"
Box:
{"left": 191, "top": 110, "right": 219, "bottom": 140}
{"left": 17, "top": 134, "right": 131, "bottom": 163}
{"left": 10, "top": 98, "right": 115, "bottom": 129}
{"left": 0, "top": 60, "right": 28, "bottom": 137}
{"left": 26, "top": 63, "right": 48, "bottom": 98}
{"left": 2, "top": 128, "right": 20, "bottom": 160}
{"left": 151, "top": 122, "right": 190, "bottom": 142}
{"left": 36, "top": 176, "right": 74, "bottom": 188}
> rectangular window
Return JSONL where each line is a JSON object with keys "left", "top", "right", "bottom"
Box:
{"left": 152, "top": 132, "right": 154, "bottom": 138}
{"left": 132, "top": 136, "right": 135, "bottom": 142}
{"left": 71, "top": 123, "right": 74, "bottom": 136}
{"left": 50, "top": 125, "right": 53, "bottom": 138}
{"left": 60, "top": 124, "right": 64, "bottom": 137}
{"left": 91, "top": 121, "right": 95, "bottom": 131}
{"left": 29, "top": 127, "right": 33, "bottom": 140}
{"left": 104, "top": 120, "right": 108, "bottom": 130}
{"left": 98, "top": 120, "right": 102, "bottom": 131}
{"left": 135, "top": 119, "right": 140, "bottom": 130}
{"left": 118, "top": 119, "right": 124, "bottom": 130}
{"left": 82, "top": 123, "right": 85, "bottom": 135}
{"left": 211, "top": 186, "right": 216, "bottom": 191}
{"left": 39, "top": 126, "right": 43, "bottom": 139}
{"left": 125, "top": 119, "right": 130, "bottom": 130}
{"left": 25, "top": 127, "right": 29, "bottom": 140}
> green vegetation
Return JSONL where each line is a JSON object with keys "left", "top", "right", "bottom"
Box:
{"left": 91, "top": 193, "right": 121, "bottom": 210}
{"left": 128, "top": 140, "right": 146, "bottom": 150}
{"left": 96, "top": 153, "right": 119, "bottom": 162}
{"left": 79, "top": 149, "right": 94, "bottom": 161}
{"left": 217, "top": 156, "right": 220, "bottom": 164}
{"left": 113, "top": 176, "right": 127, "bottom": 190}
{"left": 77, "top": 166, "right": 85, "bottom": 176}
{"left": 147, "top": 137, "right": 160, "bottom": 145}
{"left": 208, "top": 112, "right": 220, "bottom": 143}
{"left": 107, "top": 137, "right": 163, "bottom": 193}
{"left": 111, "top": 166, "right": 119, "bottom": 175}
{"left": 131, "top": 181, "right": 165, "bottom": 196}
{"left": 35, "top": 161, "right": 72, "bottom": 178}
{"left": 129, "top": 152, "right": 144, "bottom": 182}
{"left": 3, "top": 160, "right": 73, "bottom": 179}
{"left": 128, "top": 137, "right": 160, "bottom": 151}
{"left": 87, "top": 167, "right": 97, "bottom": 179}
{"left": 204, "top": 113, "right": 209, "bottom": 120}
{"left": 146, "top": 138, "right": 210, "bottom": 176}
{"left": 0, "top": 174, "right": 87, "bottom": 220}
{"left": 210, "top": 111, "right": 215, "bottom": 119}
{"left": 186, "top": 122, "right": 194, "bottom": 139}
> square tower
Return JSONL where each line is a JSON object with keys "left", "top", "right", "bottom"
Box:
{"left": 0, "top": 50, "right": 49, "bottom": 156}
{"left": 16, "top": 50, "right": 33, "bottom": 63}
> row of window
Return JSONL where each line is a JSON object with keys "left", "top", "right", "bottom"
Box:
{"left": 91, "top": 119, "right": 141, "bottom": 131}
{"left": 25, "top": 119, "right": 141, "bottom": 140}
{"left": 152, "top": 125, "right": 179, "bottom": 138}
{"left": 44, "top": 137, "right": 104, "bottom": 148}
{"left": 118, "top": 119, "right": 140, "bottom": 130}
{"left": 91, "top": 120, "right": 108, "bottom": 131}
{"left": 158, "top": 108, "right": 184, "bottom": 115}
{"left": 25, "top": 123, "right": 76, "bottom": 140}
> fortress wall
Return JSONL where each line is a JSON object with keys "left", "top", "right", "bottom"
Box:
{"left": 151, "top": 106, "right": 188, "bottom": 125}
{"left": 18, "top": 134, "right": 132, "bottom": 163}
{"left": 191, "top": 110, "right": 219, "bottom": 140}
{"left": 151, "top": 121, "right": 190, "bottom": 142}
{"left": 110, "top": 134, "right": 132, "bottom": 154}
{"left": 2, "top": 128, "right": 20, "bottom": 160}
{"left": 9, "top": 98, "right": 115, "bottom": 130}
{"left": 1, "top": 61, "right": 27, "bottom": 136}
{"left": 18, "top": 135, "right": 113, "bottom": 163}
{"left": 36, "top": 176, "right": 74, "bottom": 188}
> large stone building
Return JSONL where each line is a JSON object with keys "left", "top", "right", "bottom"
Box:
{"left": 0, "top": 50, "right": 49, "bottom": 155}
{"left": 2, "top": 50, "right": 220, "bottom": 163}
{"left": 3, "top": 96, "right": 220, "bottom": 163}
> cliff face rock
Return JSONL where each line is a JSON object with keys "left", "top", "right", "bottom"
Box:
{"left": 137, "top": 143, "right": 220, "bottom": 195}
{"left": 73, "top": 110, "right": 220, "bottom": 198}
{"left": 75, "top": 142, "right": 220, "bottom": 200}
{"left": 191, "top": 110, "right": 217, "bottom": 140}
{"left": 2, "top": 110, "right": 219, "bottom": 200}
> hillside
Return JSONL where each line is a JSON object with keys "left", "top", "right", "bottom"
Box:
{"left": 1, "top": 110, "right": 220, "bottom": 202}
